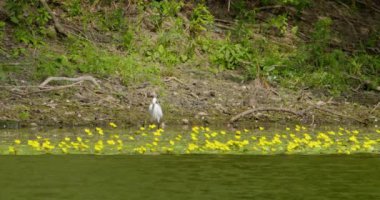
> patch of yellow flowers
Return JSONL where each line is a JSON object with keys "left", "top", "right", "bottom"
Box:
{"left": 3, "top": 123, "right": 380, "bottom": 155}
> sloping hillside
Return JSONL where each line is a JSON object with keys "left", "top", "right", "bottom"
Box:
{"left": 0, "top": 0, "right": 379, "bottom": 127}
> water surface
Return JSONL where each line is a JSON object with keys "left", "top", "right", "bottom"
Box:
{"left": 0, "top": 155, "right": 379, "bottom": 200}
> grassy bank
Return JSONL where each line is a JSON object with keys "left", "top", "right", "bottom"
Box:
{"left": 1, "top": 0, "right": 379, "bottom": 94}
{"left": 0, "top": 1, "right": 379, "bottom": 127}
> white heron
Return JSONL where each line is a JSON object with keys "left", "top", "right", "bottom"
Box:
{"left": 149, "top": 96, "right": 163, "bottom": 127}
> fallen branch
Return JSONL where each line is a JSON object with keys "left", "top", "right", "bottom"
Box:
{"left": 369, "top": 102, "right": 380, "bottom": 115}
{"left": 230, "top": 107, "right": 303, "bottom": 123}
{"left": 39, "top": 0, "right": 68, "bottom": 37}
{"left": 28, "top": 81, "right": 83, "bottom": 95}
{"left": 39, "top": 75, "right": 100, "bottom": 88}
{"left": 164, "top": 76, "right": 189, "bottom": 89}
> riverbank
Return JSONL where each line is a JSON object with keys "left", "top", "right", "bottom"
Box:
{"left": 1, "top": 68, "right": 379, "bottom": 128}
{"left": 0, "top": 1, "right": 379, "bottom": 128}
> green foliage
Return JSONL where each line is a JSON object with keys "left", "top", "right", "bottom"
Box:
{"left": 210, "top": 39, "right": 250, "bottom": 70}
{"left": 5, "top": 0, "right": 50, "bottom": 45}
{"left": 149, "top": 0, "right": 184, "bottom": 29}
{"left": 19, "top": 111, "right": 30, "bottom": 121}
{"left": 37, "top": 39, "right": 159, "bottom": 85}
{"left": 190, "top": 3, "right": 214, "bottom": 34}
{"left": 0, "top": 21, "right": 5, "bottom": 41}
{"left": 261, "top": 0, "right": 311, "bottom": 9}
{"left": 268, "top": 14, "right": 288, "bottom": 35}
{"left": 63, "top": 0, "right": 82, "bottom": 17}
{"left": 146, "top": 44, "right": 180, "bottom": 67}
{"left": 121, "top": 29, "right": 135, "bottom": 51}
{"left": 98, "top": 8, "right": 126, "bottom": 31}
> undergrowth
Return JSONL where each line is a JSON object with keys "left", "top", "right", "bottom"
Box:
{"left": 1, "top": 0, "right": 379, "bottom": 94}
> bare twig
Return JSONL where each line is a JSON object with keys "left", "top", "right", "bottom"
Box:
{"left": 28, "top": 81, "right": 83, "bottom": 95}
{"left": 164, "top": 77, "right": 188, "bottom": 88}
{"left": 370, "top": 102, "right": 380, "bottom": 115}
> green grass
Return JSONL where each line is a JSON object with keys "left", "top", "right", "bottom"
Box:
{"left": 2, "top": 1, "right": 379, "bottom": 94}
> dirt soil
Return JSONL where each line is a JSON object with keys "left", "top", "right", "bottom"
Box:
{"left": 1, "top": 67, "right": 379, "bottom": 128}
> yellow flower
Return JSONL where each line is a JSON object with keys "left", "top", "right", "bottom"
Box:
{"left": 96, "top": 127, "right": 104, "bottom": 135}
{"left": 129, "top": 136, "right": 135, "bottom": 141}
{"left": 140, "top": 127, "right": 145, "bottom": 131}
{"left": 65, "top": 137, "right": 70, "bottom": 141}
{"left": 153, "top": 131, "right": 161, "bottom": 136}
{"left": 107, "top": 140, "right": 115, "bottom": 145}
{"left": 14, "top": 139, "right": 21, "bottom": 145}
{"left": 61, "top": 148, "right": 68, "bottom": 154}
{"left": 77, "top": 137, "right": 82, "bottom": 142}
{"left": 85, "top": 128, "right": 93, "bottom": 136}
{"left": 235, "top": 135, "right": 241, "bottom": 140}
{"left": 8, "top": 146, "right": 16, "bottom": 154}
{"left": 286, "top": 127, "right": 290, "bottom": 131}
{"left": 109, "top": 122, "right": 117, "bottom": 128}
{"left": 169, "top": 140, "right": 175, "bottom": 145}
{"left": 220, "top": 131, "right": 226, "bottom": 135}
{"left": 259, "top": 127, "right": 264, "bottom": 131}
{"left": 149, "top": 124, "right": 156, "bottom": 129}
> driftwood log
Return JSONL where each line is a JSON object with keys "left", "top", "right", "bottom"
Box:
{"left": 39, "top": 75, "right": 100, "bottom": 88}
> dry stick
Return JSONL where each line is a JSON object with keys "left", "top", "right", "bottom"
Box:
{"left": 39, "top": 0, "right": 68, "bottom": 37}
{"left": 164, "top": 77, "right": 188, "bottom": 88}
{"left": 27, "top": 81, "right": 83, "bottom": 95}
{"left": 229, "top": 107, "right": 303, "bottom": 123}
{"left": 215, "top": 23, "right": 234, "bottom": 30}
{"left": 39, "top": 75, "right": 100, "bottom": 88}
{"left": 370, "top": 102, "right": 380, "bottom": 115}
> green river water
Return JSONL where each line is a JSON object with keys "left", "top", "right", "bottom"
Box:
{"left": 0, "top": 155, "right": 380, "bottom": 199}
{"left": 0, "top": 126, "right": 380, "bottom": 199}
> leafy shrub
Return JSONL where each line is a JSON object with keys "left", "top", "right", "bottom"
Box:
{"left": 5, "top": 0, "right": 51, "bottom": 45}
{"left": 190, "top": 3, "right": 214, "bottom": 34}
{"left": 268, "top": 14, "right": 288, "bottom": 35}
{"left": 211, "top": 39, "right": 250, "bottom": 70}
{"left": 149, "top": 0, "right": 184, "bottom": 29}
